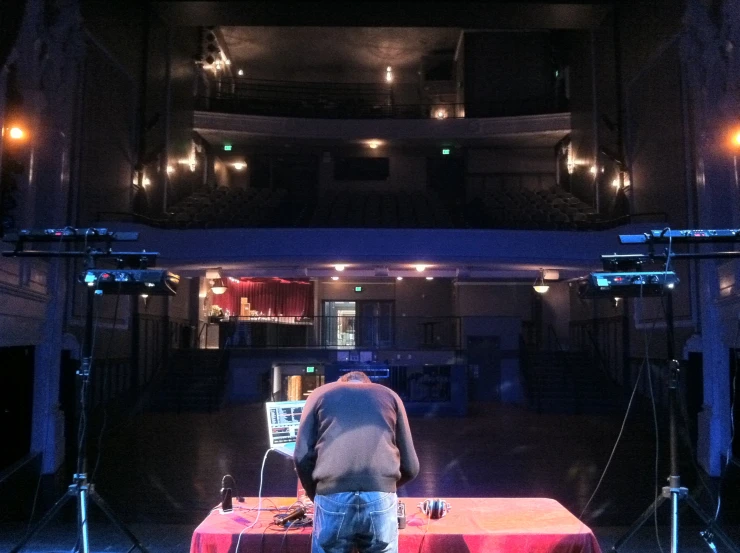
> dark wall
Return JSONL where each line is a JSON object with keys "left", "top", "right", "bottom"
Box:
{"left": 615, "top": 0, "right": 688, "bottom": 223}
{"left": 463, "top": 31, "right": 555, "bottom": 117}
{"left": 79, "top": 4, "right": 199, "bottom": 219}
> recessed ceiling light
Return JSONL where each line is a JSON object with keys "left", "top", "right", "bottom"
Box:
{"left": 396, "top": 276, "right": 403, "bottom": 281}
{"left": 334, "top": 264, "right": 345, "bottom": 272}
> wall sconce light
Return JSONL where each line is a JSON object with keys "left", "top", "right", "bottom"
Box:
{"left": 385, "top": 66, "right": 393, "bottom": 83}
{"left": 533, "top": 268, "right": 550, "bottom": 294}
{"left": 232, "top": 162, "right": 247, "bottom": 170}
{"left": 566, "top": 145, "right": 576, "bottom": 174}
{"left": 8, "top": 127, "right": 25, "bottom": 140}
{"left": 435, "top": 108, "right": 448, "bottom": 120}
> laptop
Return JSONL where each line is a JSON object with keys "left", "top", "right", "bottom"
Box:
{"left": 265, "top": 400, "right": 306, "bottom": 458}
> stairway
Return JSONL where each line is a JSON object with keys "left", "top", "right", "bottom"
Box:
{"left": 147, "top": 349, "right": 229, "bottom": 412}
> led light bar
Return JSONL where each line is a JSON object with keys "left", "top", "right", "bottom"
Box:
{"left": 577, "top": 271, "right": 679, "bottom": 298}
{"left": 79, "top": 269, "right": 179, "bottom": 295}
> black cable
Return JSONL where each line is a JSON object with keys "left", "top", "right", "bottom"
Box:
{"left": 90, "top": 287, "right": 122, "bottom": 484}
{"left": 417, "top": 507, "right": 432, "bottom": 553}
{"left": 577, "top": 283, "right": 663, "bottom": 527}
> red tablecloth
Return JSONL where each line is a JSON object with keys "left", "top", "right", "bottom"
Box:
{"left": 190, "top": 497, "right": 602, "bottom": 553}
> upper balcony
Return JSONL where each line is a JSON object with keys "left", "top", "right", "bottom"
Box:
{"left": 194, "top": 74, "right": 571, "bottom": 143}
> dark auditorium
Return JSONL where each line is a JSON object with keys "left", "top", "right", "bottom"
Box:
{"left": 2, "top": 1, "right": 740, "bottom": 552}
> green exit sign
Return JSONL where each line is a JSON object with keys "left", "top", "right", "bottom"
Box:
{"left": 306, "top": 366, "right": 315, "bottom": 373}
{"left": 354, "top": 286, "right": 363, "bottom": 293}
{"left": 442, "top": 148, "right": 450, "bottom": 155}
{"left": 223, "top": 144, "right": 232, "bottom": 151}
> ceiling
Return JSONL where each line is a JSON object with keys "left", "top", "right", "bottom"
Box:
{"left": 220, "top": 27, "right": 462, "bottom": 81}
{"left": 153, "top": 1, "right": 611, "bottom": 30}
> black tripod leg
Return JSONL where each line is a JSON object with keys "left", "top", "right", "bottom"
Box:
{"left": 10, "top": 490, "right": 73, "bottom": 553}
{"left": 610, "top": 494, "right": 667, "bottom": 553}
{"left": 88, "top": 489, "right": 150, "bottom": 553}
{"left": 684, "top": 495, "right": 740, "bottom": 553}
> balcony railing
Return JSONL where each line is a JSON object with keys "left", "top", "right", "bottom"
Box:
{"left": 205, "top": 315, "right": 462, "bottom": 350}
{"left": 196, "top": 77, "right": 566, "bottom": 119}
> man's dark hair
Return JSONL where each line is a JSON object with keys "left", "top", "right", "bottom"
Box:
{"left": 339, "top": 370, "right": 371, "bottom": 383}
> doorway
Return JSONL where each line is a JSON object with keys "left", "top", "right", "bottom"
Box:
{"left": 323, "top": 301, "right": 356, "bottom": 347}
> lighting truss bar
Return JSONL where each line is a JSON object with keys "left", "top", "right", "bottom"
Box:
{"left": 577, "top": 271, "right": 679, "bottom": 299}
{"left": 619, "top": 229, "right": 740, "bottom": 244}
{"left": 2, "top": 250, "right": 160, "bottom": 268}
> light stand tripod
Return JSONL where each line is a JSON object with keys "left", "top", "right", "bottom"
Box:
{"left": 610, "top": 293, "right": 739, "bottom": 553}
{"left": 589, "top": 229, "right": 740, "bottom": 553}
{"left": 2, "top": 227, "right": 177, "bottom": 553}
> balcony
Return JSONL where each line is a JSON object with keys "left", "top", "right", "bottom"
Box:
{"left": 196, "top": 76, "right": 566, "bottom": 120}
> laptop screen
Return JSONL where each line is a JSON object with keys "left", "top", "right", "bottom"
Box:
{"left": 265, "top": 400, "right": 306, "bottom": 450}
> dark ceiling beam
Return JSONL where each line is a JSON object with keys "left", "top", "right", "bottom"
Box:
{"left": 153, "top": 1, "right": 612, "bottom": 30}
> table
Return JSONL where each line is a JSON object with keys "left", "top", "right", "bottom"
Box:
{"left": 190, "top": 497, "right": 602, "bottom": 553}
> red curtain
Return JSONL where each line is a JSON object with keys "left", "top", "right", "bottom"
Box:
{"left": 216, "top": 279, "right": 313, "bottom": 317}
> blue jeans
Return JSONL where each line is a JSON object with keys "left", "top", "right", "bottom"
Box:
{"left": 312, "top": 491, "right": 398, "bottom": 553}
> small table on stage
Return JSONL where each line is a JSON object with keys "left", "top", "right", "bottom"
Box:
{"left": 190, "top": 497, "right": 602, "bottom": 553}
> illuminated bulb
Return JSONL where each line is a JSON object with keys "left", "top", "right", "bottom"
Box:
{"left": 435, "top": 109, "right": 447, "bottom": 120}
{"left": 237, "top": 69, "right": 244, "bottom": 76}
{"left": 415, "top": 265, "right": 426, "bottom": 272}
{"left": 225, "top": 59, "right": 231, "bottom": 65}
{"left": 396, "top": 276, "right": 403, "bottom": 281}
{"left": 9, "top": 127, "right": 24, "bottom": 140}
{"left": 612, "top": 178, "right": 620, "bottom": 189}
{"left": 385, "top": 66, "right": 393, "bottom": 83}
{"left": 425, "top": 276, "right": 434, "bottom": 280}
{"left": 331, "top": 276, "right": 339, "bottom": 281}
{"left": 369, "top": 141, "right": 379, "bottom": 149}
{"left": 166, "top": 165, "right": 175, "bottom": 174}
{"left": 140, "top": 294, "right": 149, "bottom": 299}
{"left": 589, "top": 165, "right": 598, "bottom": 175}
{"left": 232, "top": 162, "right": 246, "bottom": 170}
{"left": 334, "top": 264, "right": 345, "bottom": 272}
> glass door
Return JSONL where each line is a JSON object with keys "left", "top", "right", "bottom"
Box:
{"left": 322, "top": 301, "right": 356, "bottom": 347}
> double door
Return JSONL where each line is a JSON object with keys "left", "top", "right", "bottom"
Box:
{"left": 323, "top": 300, "right": 394, "bottom": 348}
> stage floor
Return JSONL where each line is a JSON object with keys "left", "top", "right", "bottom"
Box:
{"left": 2, "top": 401, "right": 739, "bottom": 551}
